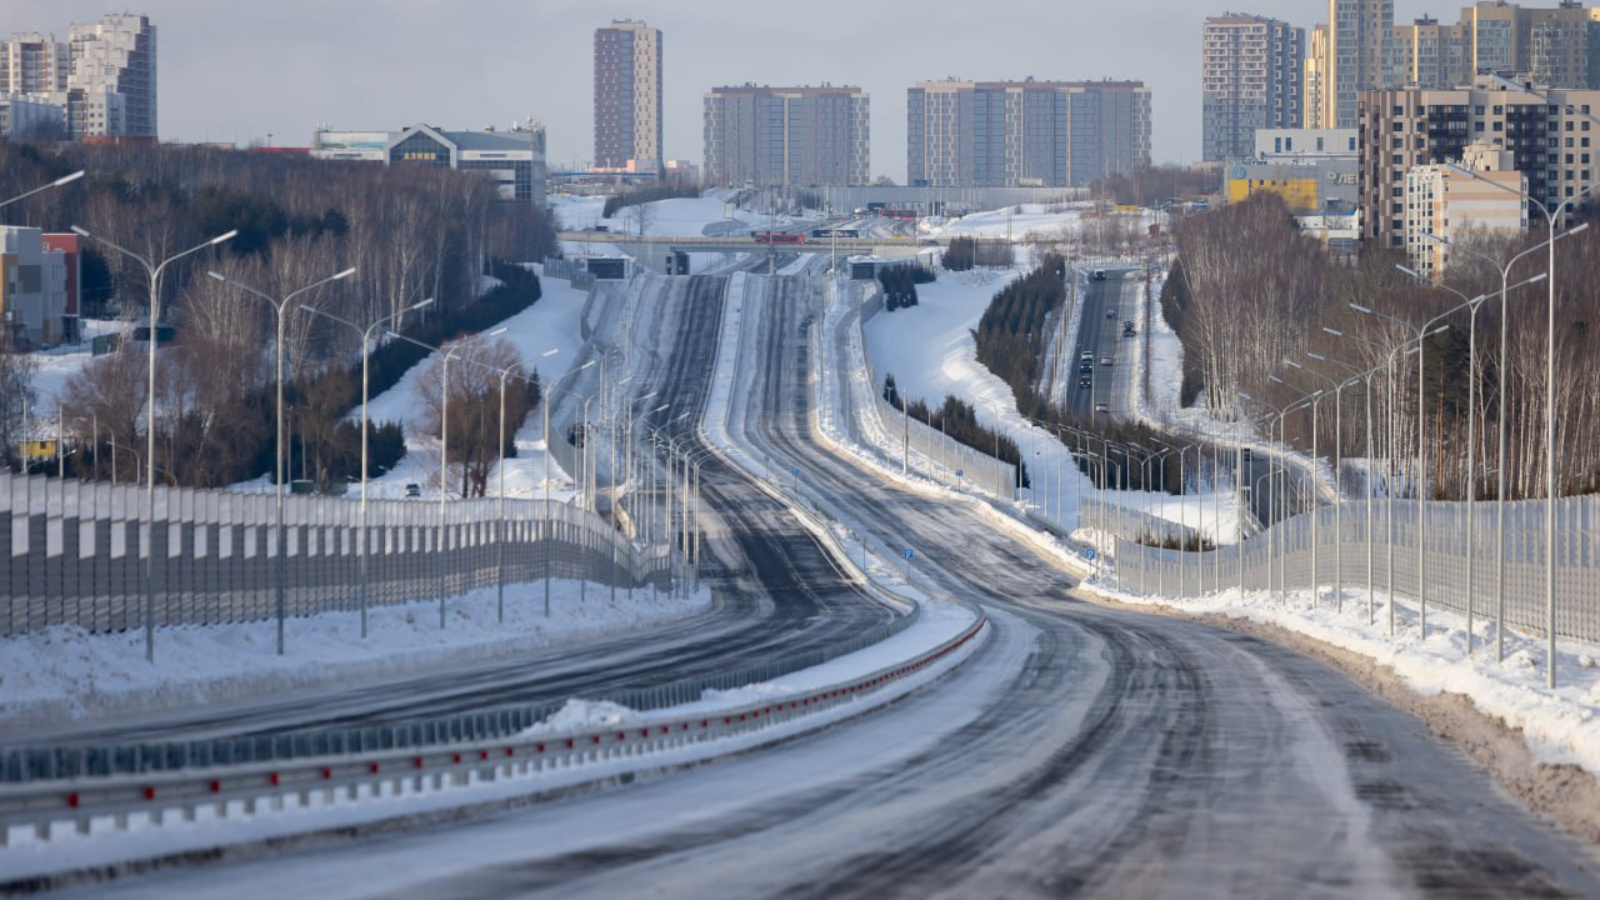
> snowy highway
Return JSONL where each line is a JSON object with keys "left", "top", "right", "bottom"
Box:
{"left": 54, "top": 263, "right": 1600, "bottom": 898}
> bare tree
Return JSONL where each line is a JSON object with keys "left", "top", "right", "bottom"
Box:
{"left": 412, "top": 336, "right": 530, "bottom": 498}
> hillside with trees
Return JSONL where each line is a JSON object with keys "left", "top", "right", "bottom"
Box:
{"left": 0, "top": 141, "right": 557, "bottom": 489}
{"left": 1167, "top": 191, "right": 1600, "bottom": 501}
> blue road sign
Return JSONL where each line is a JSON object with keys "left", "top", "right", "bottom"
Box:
{"left": 1084, "top": 548, "right": 1097, "bottom": 561}
{"left": 904, "top": 548, "right": 914, "bottom": 560}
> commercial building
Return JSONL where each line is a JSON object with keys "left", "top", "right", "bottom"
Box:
{"left": 0, "top": 226, "right": 71, "bottom": 348}
{"left": 1359, "top": 75, "right": 1600, "bottom": 248}
{"left": 0, "top": 14, "right": 156, "bottom": 141}
{"left": 593, "top": 20, "right": 663, "bottom": 172}
{"left": 906, "top": 79, "right": 1152, "bottom": 188}
{"left": 1404, "top": 143, "right": 1528, "bottom": 276}
{"left": 703, "top": 84, "right": 869, "bottom": 187}
{"left": 1254, "top": 127, "right": 1359, "bottom": 160}
{"left": 311, "top": 121, "right": 548, "bottom": 207}
{"left": 1202, "top": 14, "right": 1305, "bottom": 162}
{"left": 1330, "top": 0, "right": 1394, "bottom": 128}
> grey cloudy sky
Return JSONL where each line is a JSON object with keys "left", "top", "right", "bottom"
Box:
{"left": 13, "top": 1, "right": 1438, "bottom": 179}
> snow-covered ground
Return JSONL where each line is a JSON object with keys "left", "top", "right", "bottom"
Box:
{"left": 0, "top": 579, "right": 712, "bottom": 727}
{"left": 550, "top": 190, "right": 819, "bottom": 240}
{"left": 842, "top": 220, "right": 1600, "bottom": 789}
{"left": 20, "top": 318, "right": 127, "bottom": 427}
{"left": 12, "top": 193, "right": 1600, "bottom": 852}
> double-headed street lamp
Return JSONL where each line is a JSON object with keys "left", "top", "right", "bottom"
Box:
{"left": 301, "top": 297, "right": 435, "bottom": 638}
{"left": 459, "top": 346, "right": 560, "bottom": 623}
{"left": 1425, "top": 227, "right": 1583, "bottom": 661}
{"left": 1307, "top": 351, "right": 1384, "bottom": 620}
{"left": 208, "top": 266, "right": 357, "bottom": 656}
{"left": 71, "top": 224, "right": 238, "bottom": 663}
{"left": 387, "top": 326, "right": 509, "bottom": 627}
{"left": 1449, "top": 102, "right": 1600, "bottom": 685}
{"left": 1283, "top": 358, "right": 1360, "bottom": 610}
{"left": 1359, "top": 276, "right": 1542, "bottom": 636}
{"left": 1151, "top": 436, "right": 1197, "bottom": 596}
{"left": 1324, "top": 324, "right": 1449, "bottom": 634}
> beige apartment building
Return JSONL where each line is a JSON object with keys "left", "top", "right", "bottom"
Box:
{"left": 593, "top": 20, "right": 663, "bottom": 172}
{"left": 1360, "top": 75, "right": 1600, "bottom": 249}
{"left": 1404, "top": 143, "right": 1528, "bottom": 275}
{"left": 1389, "top": 3, "right": 1597, "bottom": 91}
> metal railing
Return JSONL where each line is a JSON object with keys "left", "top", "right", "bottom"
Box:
{"left": 1109, "top": 494, "right": 1600, "bottom": 644}
{"left": 0, "top": 615, "right": 987, "bottom": 847}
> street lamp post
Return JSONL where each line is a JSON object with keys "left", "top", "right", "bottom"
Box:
{"left": 1266, "top": 377, "right": 1323, "bottom": 603}
{"left": 1425, "top": 227, "right": 1582, "bottom": 660}
{"left": 1308, "top": 351, "right": 1383, "bottom": 619}
{"left": 71, "top": 225, "right": 238, "bottom": 662}
{"left": 208, "top": 266, "right": 357, "bottom": 655}
{"left": 302, "top": 297, "right": 435, "bottom": 637}
{"left": 1325, "top": 325, "right": 1447, "bottom": 634}
{"left": 387, "top": 326, "right": 508, "bottom": 627}
{"left": 1357, "top": 280, "right": 1534, "bottom": 636}
{"left": 1284, "top": 359, "right": 1358, "bottom": 611}
{"left": 1450, "top": 135, "right": 1600, "bottom": 686}
{"left": 0, "top": 170, "right": 83, "bottom": 215}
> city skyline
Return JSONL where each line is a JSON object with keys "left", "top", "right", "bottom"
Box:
{"left": 7, "top": 0, "right": 1455, "bottom": 180}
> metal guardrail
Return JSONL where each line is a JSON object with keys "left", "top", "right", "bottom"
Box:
{"left": 0, "top": 615, "right": 986, "bottom": 847}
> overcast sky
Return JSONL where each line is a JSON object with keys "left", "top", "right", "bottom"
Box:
{"left": 15, "top": 1, "right": 1441, "bottom": 180}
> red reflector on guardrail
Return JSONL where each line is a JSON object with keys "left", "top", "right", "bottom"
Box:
{"left": 66, "top": 793, "right": 79, "bottom": 808}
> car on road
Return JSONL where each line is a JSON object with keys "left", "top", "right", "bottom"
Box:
{"left": 1094, "top": 401, "right": 1109, "bottom": 413}
{"left": 1107, "top": 308, "right": 1118, "bottom": 318}
{"left": 1093, "top": 269, "right": 1106, "bottom": 280}
{"left": 1100, "top": 356, "right": 1113, "bottom": 366}
{"left": 1081, "top": 350, "right": 1094, "bottom": 361}
{"left": 1079, "top": 375, "right": 1092, "bottom": 388}
{"left": 1122, "top": 320, "right": 1137, "bottom": 336}
{"left": 404, "top": 483, "right": 422, "bottom": 498}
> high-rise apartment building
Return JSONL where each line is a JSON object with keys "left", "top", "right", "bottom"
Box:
{"left": 1307, "top": 24, "right": 1334, "bottom": 128}
{"left": 1404, "top": 143, "right": 1527, "bottom": 275}
{"left": 1330, "top": 0, "right": 1394, "bottom": 128}
{"left": 1359, "top": 75, "right": 1600, "bottom": 248}
{"left": 0, "top": 33, "right": 70, "bottom": 96}
{"left": 593, "top": 20, "right": 662, "bottom": 171}
{"left": 907, "top": 79, "right": 1152, "bottom": 188}
{"left": 1389, "top": 15, "right": 1464, "bottom": 89}
{"left": 703, "top": 84, "right": 868, "bottom": 187}
{"left": 1202, "top": 14, "right": 1305, "bottom": 161}
{"left": 0, "top": 13, "right": 155, "bottom": 141}
{"left": 1387, "top": 4, "right": 1597, "bottom": 91}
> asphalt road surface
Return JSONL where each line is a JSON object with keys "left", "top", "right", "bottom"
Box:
{"left": 67, "top": 266, "right": 1600, "bottom": 899}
